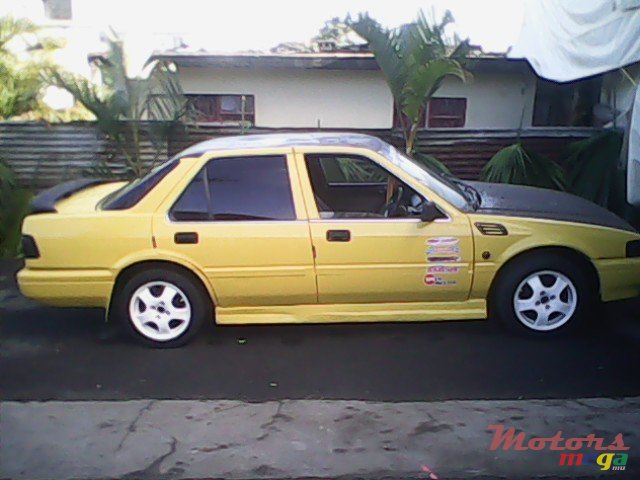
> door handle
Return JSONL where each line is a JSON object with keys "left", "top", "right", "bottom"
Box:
{"left": 174, "top": 232, "right": 199, "bottom": 244}
{"left": 326, "top": 230, "right": 351, "bottom": 242}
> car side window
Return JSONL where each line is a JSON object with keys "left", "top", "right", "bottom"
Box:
{"left": 305, "top": 154, "right": 426, "bottom": 220}
{"left": 171, "top": 155, "right": 296, "bottom": 221}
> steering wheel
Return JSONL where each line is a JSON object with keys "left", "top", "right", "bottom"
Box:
{"left": 379, "top": 186, "right": 404, "bottom": 217}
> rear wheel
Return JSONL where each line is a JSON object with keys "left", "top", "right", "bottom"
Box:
{"left": 490, "top": 253, "right": 596, "bottom": 336}
{"left": 112, "top": 267, "right": 210, "bottom": 347}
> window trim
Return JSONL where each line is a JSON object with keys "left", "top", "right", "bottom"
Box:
{"left": 168, "top": 154, "right": 297, "bottom": 223}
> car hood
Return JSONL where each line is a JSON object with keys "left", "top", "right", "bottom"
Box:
{"left": 467, "top": 181, "right": 637, "bottom": 233}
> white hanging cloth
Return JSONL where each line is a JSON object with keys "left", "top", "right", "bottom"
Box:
{"left": 509, "top": 0, "right": 640, "bottom": 206}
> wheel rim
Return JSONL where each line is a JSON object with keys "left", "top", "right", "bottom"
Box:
{"left": 513, "top": 270, "right": 578, "bottom": 332}
{"left": 128, "top": 281, "right": 192, "bottom": 342}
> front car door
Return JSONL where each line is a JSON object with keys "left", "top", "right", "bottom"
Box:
{"left": 152, "top": 149, "right": 317, "bottom": 308}
{"left": 295, "top": 146, "right": 474, "bottom": 305}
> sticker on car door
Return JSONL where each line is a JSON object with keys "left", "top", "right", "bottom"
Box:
{"left": 426, "top": 237, "right": 460, "bottom": 263}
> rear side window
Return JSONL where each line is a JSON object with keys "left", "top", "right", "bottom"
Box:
{"left": 102, "top": 160, "right": 178, "bottom": 210}
{"left": 171, "top": 155, "right": 295, "bottom": 221}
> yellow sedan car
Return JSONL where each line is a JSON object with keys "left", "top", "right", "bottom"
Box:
{"left": 18, "top": 133, "right": 640, "bottom": 347}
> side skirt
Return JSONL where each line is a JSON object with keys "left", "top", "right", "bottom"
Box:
{"left": 215, "top": 299, "right": 487, "bottom": 325}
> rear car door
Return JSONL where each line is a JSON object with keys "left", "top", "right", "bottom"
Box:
{"left": 297, "top": 150, "right": 474, "bottom": 304}
{"left": 152, "top": 151, "right": 317, "bottom": 307}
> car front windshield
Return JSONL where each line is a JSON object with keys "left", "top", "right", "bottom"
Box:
{"left": 380, "top": 145, "right": 471, "bottom": 210}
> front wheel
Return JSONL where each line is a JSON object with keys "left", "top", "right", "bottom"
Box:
{"left": 490, "top": 253, "right": 596, "bottom": 336}
{"left": 112, "top": 267, "right": 210, "bottom": 348}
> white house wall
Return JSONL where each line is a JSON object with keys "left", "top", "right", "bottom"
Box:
{"left": 436, "top": 71, "right": 536, "bottom": 130}
{"left": 178, "top": 66, "right": 536, "bottom": 129}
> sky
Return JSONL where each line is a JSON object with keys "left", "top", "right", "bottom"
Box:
{"left": 1, "top": 0, "right": 526, "bottom": 108}
{"left": 3, "top": 0, "right": 526, "bottom": 54}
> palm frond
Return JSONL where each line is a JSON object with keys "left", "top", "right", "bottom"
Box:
{"left": 481, "top": 144, "right": 566, "bottom": 191}
{"left": 402, "top": 58, "right": 466, "bottom": 123}
{"left": 349, "top": 10, "right": 470, "bottom": 154}
{"left": 43, "top": 33, "right": 190, "bottom": 178}
{"left": 0, "top": 15, "right": 38, "bottom": 52}
{"left": 349, "top": 14, "right": 406, "bottom": 100}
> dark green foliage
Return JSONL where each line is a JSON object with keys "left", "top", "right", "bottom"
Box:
{"left": 0, "top": 188, "right": 32, "bottom": 258}
{"left": 480, "top": 143, "right": 566, "bottom": 191}
{"left": 0, "top": 160, "right": 15, "bottom": 214}
{"left": 564, "top": 130, "right": 624, "bottom": 209}
{"left": 0, "top": 160, "right": 33, "bottom": 258}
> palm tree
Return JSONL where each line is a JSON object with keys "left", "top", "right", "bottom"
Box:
{"left": 45, "top": 32, "right": 191, "bottom": 178}
{"left": 349, "top": 10, "right": 471, "bottom": 156}
{"left": 0, "top": 15, "right": 61, "bottom": 119}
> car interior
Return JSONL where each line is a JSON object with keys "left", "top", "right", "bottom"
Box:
{"left": 304, "top": 154, "right": 426, "bottom": 219}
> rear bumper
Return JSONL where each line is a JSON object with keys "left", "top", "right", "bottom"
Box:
{"left": 595, "top": 257, "right": 640, "bottom": 302}
{"left": 17, "top": 267, "right": 114, "bottom": 308}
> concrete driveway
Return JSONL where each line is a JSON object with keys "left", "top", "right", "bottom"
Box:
{"left": 1, "top": 260, "right": 639, "bottom": 479}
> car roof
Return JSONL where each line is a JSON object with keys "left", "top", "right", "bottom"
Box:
{"left": 178, "top": 132, "right": 389, "bottom": 158}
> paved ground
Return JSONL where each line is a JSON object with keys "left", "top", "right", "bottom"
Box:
{"left": 1, "top": 261, "right": 640, "bottom": 402}
{"left": 2, "top": 397, "right": 639, "bottom": 480}
{"left": 1, "top": 260, "right": 640, "bottom": 479}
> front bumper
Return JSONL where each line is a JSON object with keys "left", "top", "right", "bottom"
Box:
{"left": 595, "top": 257, "right": 640, "bottom": 302}
{"left": 17, "top": 267, "right": 114, "bottom": 308}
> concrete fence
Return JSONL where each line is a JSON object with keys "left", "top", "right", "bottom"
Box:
{"left": 0, "top": 122, "right": 602, "bottom": 190}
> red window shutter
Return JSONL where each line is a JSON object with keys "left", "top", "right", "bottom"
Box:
{"left": 428, "top": 98, "right": 467, "bottom": 128}
{"left": 187, "top": 94, "right": 255, "bottom": 124}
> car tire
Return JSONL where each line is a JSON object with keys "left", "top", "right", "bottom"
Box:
{"left": 490, "top": 252, "right": 596, "bottom": 336}
{"left": 112, "top": 267, "right": 211, "bottom": 348}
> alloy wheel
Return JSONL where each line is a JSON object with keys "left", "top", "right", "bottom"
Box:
{"left": 513, "top": 270, "right": 578, "bottom": 332}
{"left": 128, "top": 281, "right": 192, "bottom": 342}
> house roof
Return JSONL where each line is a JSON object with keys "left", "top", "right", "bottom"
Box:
{"left": 178, "top": 132, "right": 388, "bottom": 158}
{"left": 151, "top": 51, "right": 532, "bottom": 75}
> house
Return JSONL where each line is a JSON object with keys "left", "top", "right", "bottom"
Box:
{"left": 150, "top": 50, "right": 610, "bottom": 131}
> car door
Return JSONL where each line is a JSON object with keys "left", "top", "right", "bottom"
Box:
{"left": 152, "top": 151, "right": 317, "bottom": 308}
{"left": 296, "top": 149, "right": 474, "bottom": 304}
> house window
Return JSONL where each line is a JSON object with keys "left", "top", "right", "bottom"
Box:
{"left": 186, "top": 94, "right": 255, "bottom": 124}
{"left": 392, "top": 97, "right": 467, "bottom": 129}
{"left": 532, "top": 77, "right": 601, "bottom": 127}
{"left": 427, "top": 98, "right": 467, "bottom": 128}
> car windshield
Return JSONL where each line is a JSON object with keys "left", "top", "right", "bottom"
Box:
{"left": 380, "top": 145, "right": 477, "bottom": 210}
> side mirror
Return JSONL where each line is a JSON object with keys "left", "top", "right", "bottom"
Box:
{"left": 419, "top": 201, "right": 445, "bottom": 222}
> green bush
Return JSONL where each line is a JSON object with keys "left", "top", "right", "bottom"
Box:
{"left": 0, "top": 189, "right": 32, "bottom": 258}
{"left": 0, "top": 162, "right": 33, "bottom": 258}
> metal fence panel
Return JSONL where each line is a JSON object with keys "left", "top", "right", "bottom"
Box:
{"left": 1, "top": 122, "right": 600, "bottom": 189}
